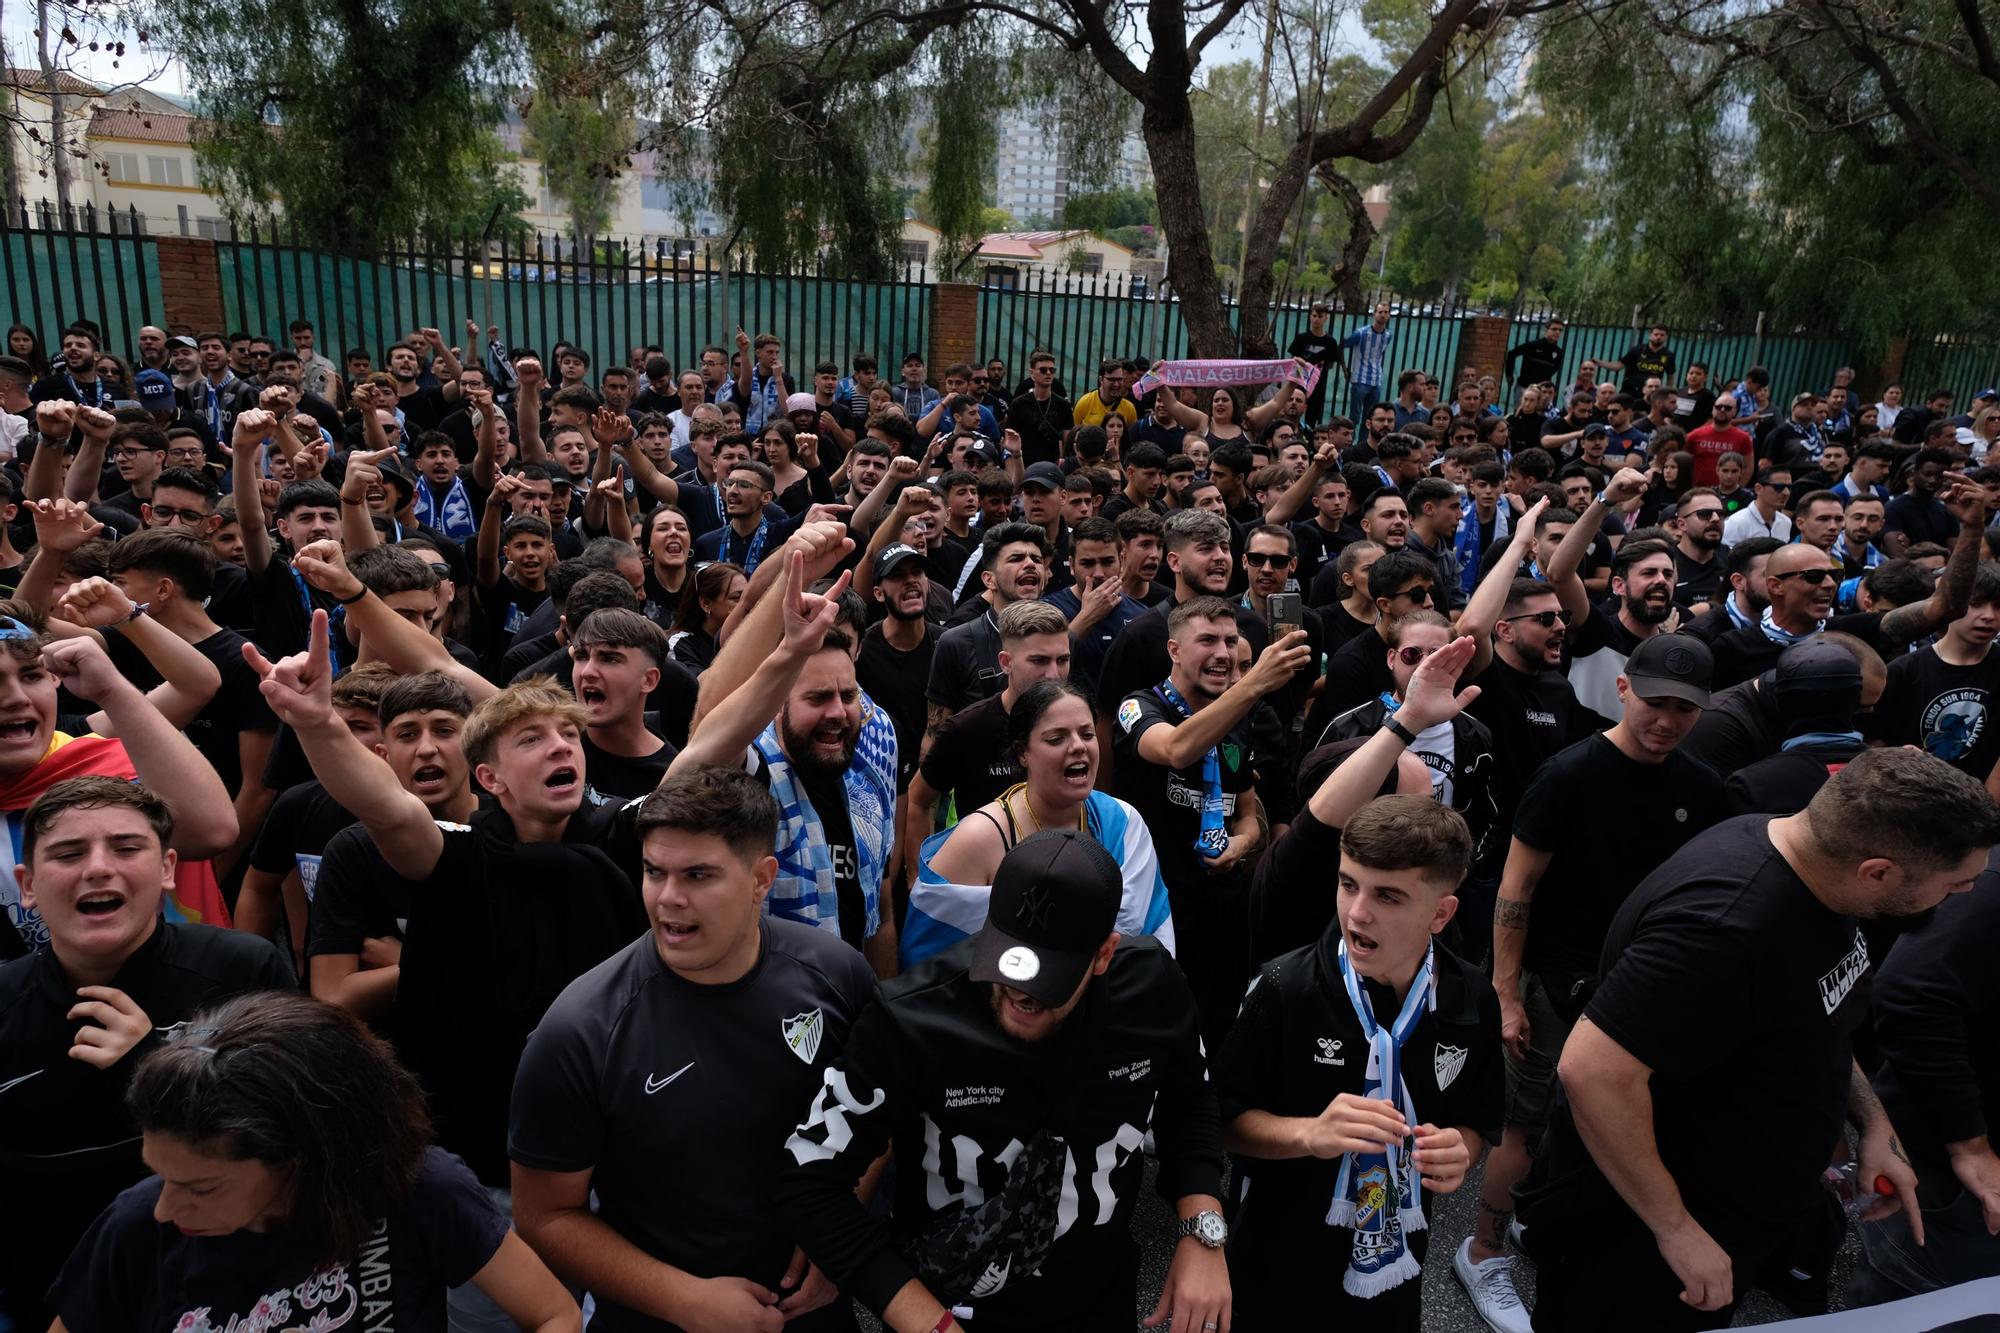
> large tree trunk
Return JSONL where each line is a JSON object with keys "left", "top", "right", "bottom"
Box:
{"left": 1235, "top": 139, "right": 1315, "bottom": 356}
{"left": 1144, "top": 107, "right": 1236, "bottom": 357}
{"left": 35, "top": 0, "right": 70, "bottom": 218}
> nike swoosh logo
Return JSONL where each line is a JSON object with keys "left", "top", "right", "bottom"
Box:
{"left": 0, "top": 1070, "right": 43, "bottom": 1095}
{"left": 644, "top": 1062, "right": 694, "bottom": 1095}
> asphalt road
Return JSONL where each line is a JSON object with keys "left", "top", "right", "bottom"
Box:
{"left": 858, "top": 1155, "right": 1862, "bottom": 1330}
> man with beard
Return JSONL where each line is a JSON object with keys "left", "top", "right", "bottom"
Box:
{"left": 1547, "top": 467, "right": 1677, "bottom": 719}
{"left": 676, "top": 550, "right": 900, "bottom": 975}
{"left": 1309, "top": 486, "right": 1411, "bottom": 606}
{"left": 857, "top": 544, "right": 938, "bottom": 791}
{"left": 1670, "top": 488, "right": 1727, "bottom": 611}
{"left": 1833, "top": 495, "right": 1887, "bottom": 581}
{"left": 1114, "top": 598, "right": 1310, "bottom": 1049}
{"left": 1683, "top": 537, "right": 1782, "bottom": 644}
{"left": 927, "top": 522, "right": 1050, "bottom": 735}
{"left": 1460, "top": 636, "right": 1726, "bottom": 1328}
{"left": 778, "top": 831, "right": 1227, "bottom": 1332}
{"left": 1521, "top": 750, "right": 1999, "bottom": 1329}
{"left": 1095, "top": 510, "right": 1271, "bottom": 749}
{"left": 30, "top": 323, "right": 115, "bottom": 411}
{"left": 1711, "top": 481, "right": 1985, "bottom": 689}
{"left": 376, "top": 331, "right": 463, "bottom": 434}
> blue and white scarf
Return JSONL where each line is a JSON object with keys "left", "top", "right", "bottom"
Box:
{"left": 1831, "top": 532, "right": 1883, "bottom": 574}
{"left": 61, "top": 367, "right": 113, "bottom": 409}
{"left": 1455, "top": 500, "right": 1509, "bottom": 595}
{"left": 1152, "top": 678, "right": 1229, "bottom": 858}
{"left": 415, "top": 474, "right": 477, "bottom": 542}
{"left": 754, "top": 693, "right": 898, "bottom": 940}
{"left": 1724, "top": 593, "right": 1755, "bottom": 631}
{"left": 1759, "top": 606, "right": 1824, "bottom": 646}
{"left": 1325, "top": 939, "right": 1434, "bottom": 1297}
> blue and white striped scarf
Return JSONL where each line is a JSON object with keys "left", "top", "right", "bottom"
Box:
{"left": 754, "top": 692, "right": 898, "bottom": 940}
{"left": 1326, "top": 938, "right": 1434, "bottom": 1297}
{"left": 1831, "top": 532, "right": 1883, "bottom": 574}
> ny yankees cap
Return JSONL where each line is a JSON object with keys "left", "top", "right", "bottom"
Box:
{"left": 1624, "top": 633, "right": 1714, "bottom": 709}
{"left": 971, "top": 829, "right": 1122, "bottom": 1008}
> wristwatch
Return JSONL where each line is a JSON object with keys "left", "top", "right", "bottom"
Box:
{"left": 1382, "top": 715, "right": 1418, "bottom": 746}
{"left": 1175, "top": 1209, "right": 1228, "bottom": 1249}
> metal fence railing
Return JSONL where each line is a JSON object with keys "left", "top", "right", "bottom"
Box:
{"left": 5, "top": 209, "right": 1998, "bottom": 415}
{"left": 0, "top": 202, "right": 159, "bottom": 354}
{"left": 212, "top": 225, "right": 934, "bottom": 380}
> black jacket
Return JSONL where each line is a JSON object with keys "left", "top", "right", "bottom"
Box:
{"left": 1319, "top": 697, "right": 1501, "bottom": 876}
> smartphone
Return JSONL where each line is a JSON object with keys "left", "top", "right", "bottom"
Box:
{"left": 1267, "top": 591, "right": 1303, "bottom": 637}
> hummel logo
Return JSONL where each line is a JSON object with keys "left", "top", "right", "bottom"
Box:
{"left": 0, "top": 1070, "right": 42, "bottom": 1095}
{"left": 644, "top": 1062, "right": 695, "bottom": 1095}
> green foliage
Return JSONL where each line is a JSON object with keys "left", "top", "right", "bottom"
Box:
{"left": 521, "top": 91, "right": 633, "bottom": 237}
{"left": 1060, "top": 187, "right": 1155, "bottom": 232}
{"left": 149, "top": 0, "right": 529, "bottom": 249}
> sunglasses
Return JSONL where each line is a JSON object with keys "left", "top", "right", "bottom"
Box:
{"left": 1776, "top": 567, "right": 1835, "bottom": 585}
{"left": 1242, "top": 551, "right": 1292, "bottom": 568}
{"left": 1390, "top": 585, "right": 1432, "bottom": 605}
{"left": 1393, "top": 645, "right": 1438, "bottom": 666}
{"left": 1683, "top": 507, "right": 1723, "bottom": 519}
{"left": 1503, "top": 609, "right": 1574, "bottom": 628}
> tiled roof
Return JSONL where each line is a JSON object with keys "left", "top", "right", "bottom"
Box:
{"left": 87, "top": 107, "right": 195, "bottom": 144}
{"left": 1, "top": 67, "right": 101, "bottom": 96}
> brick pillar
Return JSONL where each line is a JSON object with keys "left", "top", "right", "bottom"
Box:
{"left": 930, "top": 283, "right": 978, "bottom": 380}
{"left": 1455, "top": 314, "right": 1510, "bottom": 387}
{"left": 155, "top": 236, "right": 224, "bottom": 335}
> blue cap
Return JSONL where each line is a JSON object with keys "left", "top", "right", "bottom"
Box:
{"left": 134, "top": 368, "right": 175, "bottom": 410}
{"left": 1979, "top": 388, "right": 1999, "bottom": 400}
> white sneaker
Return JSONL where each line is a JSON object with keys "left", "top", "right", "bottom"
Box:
{"left": 1454, "top": 1237, "right": 1534, "bottom": 1333}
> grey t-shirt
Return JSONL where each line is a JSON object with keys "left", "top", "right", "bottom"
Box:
{"left": 508, "top": 918, "right": 879, "bottom": 1332}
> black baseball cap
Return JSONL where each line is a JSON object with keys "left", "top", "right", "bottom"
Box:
{"left": 1771, "top": 638, "right": 1862, "bottom": 694}
{"left": 875, "top": 543, "right": 925, "bottom": 578}
{"left": 970, "top": 830, "right": 1121, "bottom": 1008}
{"left": 1020, "top": 461, "right": 1065, "bottom": 492}
{"left": 1624, "top": 634, "right": 1714, "bottom": 709}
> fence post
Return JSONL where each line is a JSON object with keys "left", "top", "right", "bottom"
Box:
{"left": 1455, "top": 313, "right": 1510, "bottom": 386}
{"left": 1752, "top": 310, "right": 1766, "bottom": 372}
{"left": 154, "top": 235, "right": 224, "bottom": 335}
{"left": 931, "top": 282, "right": 978, "bottom": 382}
{"left": 1855, "top": 335, "right": 1909, "bottom": 402}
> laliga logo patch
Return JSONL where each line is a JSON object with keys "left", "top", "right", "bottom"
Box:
{"left": 1117, "top": 698, "right": 1143, "bottom": 733}
{"left": 998, "top": 946, "right": 1041, "bottom": 982}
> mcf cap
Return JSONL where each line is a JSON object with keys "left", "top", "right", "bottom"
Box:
{"left": 134, "top": 368, "right": 176, "bottom": 410}
{"left": 1623, "top": 634, "right": 1714, "bottom": 709}
{"left": 875, "top": 543, "right": 925, "bottom": 578}
{"left": 1020, "top": 461, "right": 1065, "bottom": 492}
{"left": 970, "top": 830, "right": 1121, "bottom": 1008}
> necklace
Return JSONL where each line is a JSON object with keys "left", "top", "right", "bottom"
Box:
{"left": 1012, "top": 782, "right": 1086, "bottom": 834}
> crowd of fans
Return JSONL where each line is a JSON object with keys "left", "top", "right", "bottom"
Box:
{"left": 3, "top": 302, "right": 2000, "bottom": 1333}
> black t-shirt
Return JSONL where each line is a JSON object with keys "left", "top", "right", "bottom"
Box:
{"left": 1112, "top": 687, "right": 1260, "bottom": 894}
{"left": 1291, "top": 519, "right": 1360, "bottom": 591}
{"left": 105, "top": 625, "right": 274, "bottom": 794}
{"left": 249, "top": 555, "right": 342, "bottom": 659}
{"left": 479, "top": 574, "right": 548, "bottom": 663}
{"left": 919, "top": 693, "right": 1020, "bottom": 816}
{"left": 1465, "top": 655, "right": 1603, "bottom": 835}
{"left": 1511, "top": 734, "right": 1729, "bottom": 975}
{"left": 397, "top": 383, "right": 456, "bottom": 434}
{"left": 1615, "top": 343, "right": 1675, "bottom": 397}
{"left": 1287, "top": 330, "right": 1338, "bottom": 418}
{"left": 857, "top": 621, "right": 937, "bottom": 789}
{"left": 1883, "top": 492, "right": 1958, "bottom": 547}
{"left": 581, "top": 726, "right": 676, "bottom": 805}
{"left": 1316, "top": 625, "right": 1392, "bottom": 721}
{"left": 798, "top": 765, "right": 863, "bottom": 949}
{"left": 248, "top": 780, "right": 358, "bottom": 902}
{"left": 394, "top": 803, "right": 650, "bottom": 1184}
{"left": 1095, "top": 602, "right": 1271, "bottom": 721}
{"left": 1215, "top": 934, "right": 1504, "bottom": 1321}
{"left": 1671, "top": 544, "right": 1724, "bottom": 609}
{"left": 1525, "top": 816, "right": 1874, "bottom": 1253}
{"left": 1725, "top": 740, "right": 1864, "bottom": 817}
{"left": 1249, "top": 798, "right": 1367, "bottom": 967}
{"left": 1871, "top": 644, "right": 2000, "bottom": 779}
{"left": 509, "top": 923, "right": 878, "bottom": 1333}
{"left": 308, "top": 823, "right": 414, "bottom": 960}
{"left": 926, "top": 609, "right": 1006, "bottom": 714}
{"left": 1711, "top": 611, "right": 1887, "bottom": 690}
{"left": 0, "top": 924, "right": 290, "bottom": 1330}
{"left": 52, "top": 1147, "right": 505, "bottom": 1333}
{"left": 1681, "top": 679, "right": 1782, "bottom": 773}
{"left": 1670, "top": 387, "right": 1718, "bottom": 431}
{"left": 1007, "top": 392, "right": 1073, "bottom": 465}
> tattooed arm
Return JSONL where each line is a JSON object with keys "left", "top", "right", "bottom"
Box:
{"left": 1850, "top": 1059, "right": 1927, "bottom": 1246}
{"left": 1493, "top": 838, "right": 1555, "bottom": 1061}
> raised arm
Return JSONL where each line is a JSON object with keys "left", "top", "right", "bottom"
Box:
{"left": 733, "top": 328, "right": 753, "bottom": 408}
{"left": 849, "top": 455, "right": 919, "bottom": 538}
{"left": 231, "top": 409, "right": 279, "bottom": 573}
{"left": 14, "top": 499, "right": 104, "bottom": 614}
{"left": 1881, "top": 476, "right": 1988, "bottom": 647}
{"left": 1304, "top": 635, "right": 1479, "bottom": 828}
{"left": 580, "top": 408, "right": 622, "bottom": 535}
{"left": 63, "top": 405, "right": 115, "bottom": 504}
{"left": 245, "top": 609, "right": 445, "bottom": 880}
{"left": 25, "top": 400, "right": 77, "bottom": 502}
{"left": 1547, "top": 467, "right": 1646, "bottom": 624}
{"left": 672, "top": 553, "right": 851, "bottom": 772}
{"left": 1264, "top": 440, "right": 1337, "bottom": 527}
{"left": 693, "top": 522, "right": 853, "bottom": 727}
{"left": 57, "top": 579, "right": 221, "bottom": 732}
{"left": 1135, "top": 630, "right": 1310, "bottom": 772}
{"left": 1457, "top": 497, "right": 1549, "bottom": 679}
{"left": 44, "top": 635, "right": 236, "bottom": 859}
{"left": 468, "top": 385, "right": 502, "bottom": 492}
{"left": 339, "top": 448, "right": 394, "bottom": 552}
{"left": 851, "top": 485, "right": 930, "bottom": 605}
{"left": 423, "top": 327, "right": 463, "bottom": 402}
{"left": 477, "top": 475, "right": 519, "bottom": 588}
{"left": 291, "top": 540, "right": 496, "bottom": 701}
{"left": 514, "top": 359, "right": 547, "bottom": 464}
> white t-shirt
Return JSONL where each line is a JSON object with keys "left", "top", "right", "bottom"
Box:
{"left": 1412, "top": 718, "right": 1457, "bottom": 806}
{"left": 1722, "top": 505, "right": 1792, "bottom": 546}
